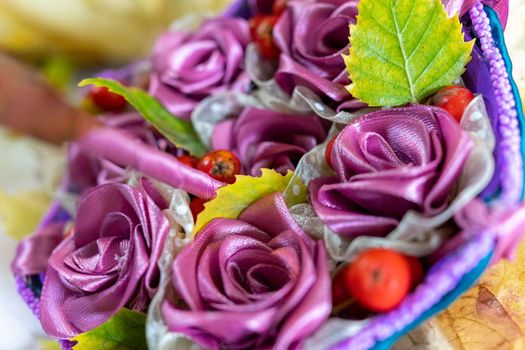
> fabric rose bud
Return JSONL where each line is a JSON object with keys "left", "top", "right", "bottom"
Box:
{"left": 212, "top": 107, "right": 328, "bottom": 176}
{"left": 310, "top": 105, "right": 474, "bottom": 237}
{"left": 150, "top": 18, "right": 251, "bottom": 120}
{"left": 40, "top": 183, "right": 170, "bottom": 338}
{"left": 273, "top": 0, "right": 363, "bottom": 110}
{"left": 162, "top": 193, "right": 331, "bottom": 349}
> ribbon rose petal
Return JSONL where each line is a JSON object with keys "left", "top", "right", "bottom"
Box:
{"left": 162, "top": 193, "right": 331, "bottom": 349}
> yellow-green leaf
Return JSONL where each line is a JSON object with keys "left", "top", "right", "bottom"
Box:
{"left": 79, "top": 78, "right": 207, "bottom": 157}
{"left": 72, "top": 309, "right": 147, "bottom": 350}
{"left": 345, "top": 0, "right": 474, "bottom": 106}
{"left": 193, "top": 169, "right": 294, "bottom": 236}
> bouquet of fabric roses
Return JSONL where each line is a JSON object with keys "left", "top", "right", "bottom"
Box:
{"left": 12, "top": 0, "right": 525, "bottom": 349}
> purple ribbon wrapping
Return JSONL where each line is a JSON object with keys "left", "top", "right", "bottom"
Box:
{"left": 68, "top": 112, "right": 180, "bottom": 190}
{"left": 162, "top": 193, "right": 331, "bottom": 349}
{"left": 150, "top": 18, "right": 251, "bottom": 120}
{"left": 77, "top": 127, "right": 223, "bottom": 199}
{"left": 39, "top": 183, "right": 170, "bottom": 338}
{"left": 310, "top": 105, "right": 473, "bottom": 238}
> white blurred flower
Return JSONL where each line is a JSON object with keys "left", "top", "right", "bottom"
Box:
{"left": 0, "top": 0, "right": 231, "bottom": 63}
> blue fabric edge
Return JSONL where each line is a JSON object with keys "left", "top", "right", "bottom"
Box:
{"left": 370, "top": 249, "right": 493, "bottom": 350}
{"left": 485, "top": 6, "right": 525, "bottom": 200}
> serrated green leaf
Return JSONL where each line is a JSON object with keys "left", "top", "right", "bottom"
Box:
{"left": 72, "top": 309, "right": 147, "bottom": 350}
{"left": 345, "top": 0, "right": 474, "bottom": 106}
{"left": 79, "top": 78, "right": 207, "bottom": 157}
{"left": 193, "top": 169, "right": 295, "bottom": 236}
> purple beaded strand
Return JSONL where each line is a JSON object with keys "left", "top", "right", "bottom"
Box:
{"left": 15, "top": 275, "right": 76, "bottom": 350}
{"left": 15, "top": 275, "right": 40, "bottom": 318}
{"left": 470, "top": 3, "right": 523, "bottom": 204}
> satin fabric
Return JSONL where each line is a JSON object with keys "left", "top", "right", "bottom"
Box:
{"left": 150, "top": 18, "right": 251, "bottom": 120}
{"left": 433, "top": 199, "right": 525, "bottom": 264}
{"left": 78, "top": 127, "right": 223, "bottom": 199}
{"left": 273, "top": 0, "right": 359, "bottom": 109}
{"left": 212, "top": 107, "right": 328, "bottom": 176}
{"left": 69, "top": 112, "right": 177, "bottom": 190}
{"left": 162, "top": 193, "right": 331, "bottom": 350}
{"left": 310, "top": 106, "right": 474, "bottom": 237}
{"left": 39, "top": 183, "right": 170, "bottom": 338}
{"left": 13, "top": 223, "right": 65, "bottom": 276}
{"left": 12, "top": 201, "right": 70, "bottom": 276}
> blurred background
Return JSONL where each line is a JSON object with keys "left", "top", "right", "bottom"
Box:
{"left": 0, "top": 0, "right": 523, "bottom": 349}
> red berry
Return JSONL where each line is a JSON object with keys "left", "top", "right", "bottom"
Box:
{"left": 432, "top": 85, "right": 475, "bottom": 122}
{"left": 177, "top": 155, "right": 199, "bottom": 168}
{"left": 249, "top": 15, "right": 281, "bottom": 60}
{"left": 344, "top": 248, "right": 411, "bottom": 313}
{"left": 332, "top": 269, "right": 350, "bottom": 306}
{"left": 197, "top": 150, "right": 241, "bottom": 184}
{"left": 89, "top": 86, "right": 127, "bottom": 112}
{"left": 405, "top": 256, "right": 424, "bottom": 289}
{"left": 272, "top": 0, "right": 288, "bottom": 15}
{"left": 190, "top": 197, "right": 207, "bottom": 221}
{"left": 325, "top": 135, "right": 337, "bottom": 169}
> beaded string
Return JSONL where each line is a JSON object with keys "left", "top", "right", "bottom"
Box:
{"left": 470, "top": 3, "right": 523, "bottom": 204}
{"left": 15, "top": 275, "right": 77, "bottom": 349}
{"left": 15, "top": 275, "right": 40, "bottom": 318}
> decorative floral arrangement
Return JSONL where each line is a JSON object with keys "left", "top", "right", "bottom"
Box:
{"left": 11, "top": 0, "right": 525, "bottom": 349}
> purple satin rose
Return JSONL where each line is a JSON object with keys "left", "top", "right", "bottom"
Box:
{"left": 40, "top": 183, "right": 170, "bottom": 338}
{"left": 310, "top": 105, "right": 474, "bottom": 238}
{"left": 212, "top": 107, "right": 328, "bottom": 176}
{"left": 162, "top": 193, "right": 331, "bottom": 350}
{"left": 273, "top": 0, "right": 363, "bottom": 110}
{"left": 150, "top": 18, "right": 251, "bottom": 120}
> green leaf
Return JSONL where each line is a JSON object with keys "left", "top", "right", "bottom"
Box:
{"left": 79, "top": 78, "right": 207, "bottom": 157}
{"left": 72, "top": 309, "right": 147, "bottom": 350}
{"left": 344, "top": 0, "right": 474, "bottom": 106}
{"left": 193, "top": 169, "right": 295, "bottom": 236}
